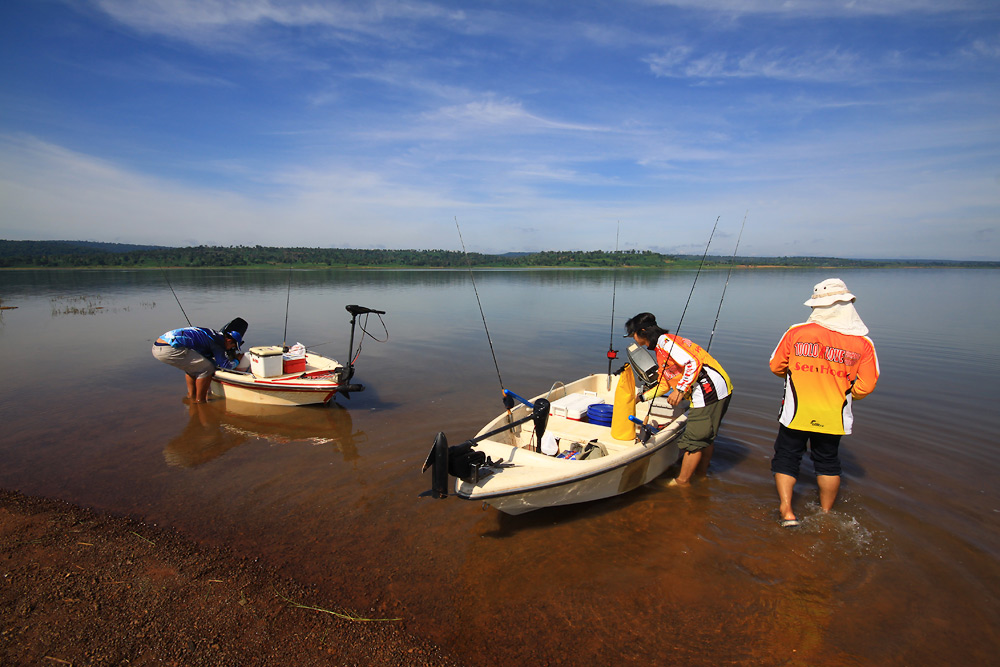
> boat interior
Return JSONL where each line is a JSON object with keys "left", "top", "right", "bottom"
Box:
{"left": 480, "top": 374, "right": 683, "bottom": 460}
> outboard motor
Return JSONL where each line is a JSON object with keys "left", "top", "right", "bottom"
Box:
{"left": 420, "top": 395, "right": 550, "bottom": 500}
{"left": 220, "top": 317, "right": 249, "bottom": 339}
{"left": 422, "top": 433, "right": 452, "bottom": 499}
{"left": 626, "top": 342, "right": 660, "bottom": 394}
{"left": 220, "top": 317, "right": 249, "bottom": 362}
{"left": 420, "top": 434, "right": 489, "bottom": 498}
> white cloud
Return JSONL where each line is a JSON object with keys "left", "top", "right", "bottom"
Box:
{"left": 637, "top": 0, "right": 990, "bottom": 18}
{"left": 423, "top": 97, "right": 608, "bottom": 133}
{"left": 646, "top": 46, "right": 863, "bottom": 81}
{"left": 92, "top": 0, "right": 464, "bottom": 46}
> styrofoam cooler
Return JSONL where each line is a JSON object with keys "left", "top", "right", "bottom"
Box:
{"left": 249, "top": 346, "right": 284, "bottom": 377}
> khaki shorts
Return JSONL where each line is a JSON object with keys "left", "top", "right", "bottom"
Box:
{"left": 676, "top": 395, "right": 731, "bottom": 452}
{"left": 152, "top": 343, "right": 215, "bottom": 379}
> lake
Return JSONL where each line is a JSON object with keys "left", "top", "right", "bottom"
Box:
{"left": 1, "top": 267, "right": 997, "bottom": 666}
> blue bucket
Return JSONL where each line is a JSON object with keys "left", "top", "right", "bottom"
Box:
{"left": 587, "top": 403, "right": 614, "bottom": 426}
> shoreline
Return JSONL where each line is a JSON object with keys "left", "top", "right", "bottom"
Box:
{"left": 0, "top": 488, "right": 464, "bottom": 667}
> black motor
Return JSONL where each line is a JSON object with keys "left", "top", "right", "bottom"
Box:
{"left": 220, "top": 317, "right": 249, "bottom": 339}
{"left": 420, "top": 434, "right": 491, "bottom": 499}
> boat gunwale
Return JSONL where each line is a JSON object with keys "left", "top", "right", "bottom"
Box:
{"left": 454, "top": 425, "right": 683, "bottom": 501}
{"left": 455, "top": 415, "right": 687, "bottom": 501}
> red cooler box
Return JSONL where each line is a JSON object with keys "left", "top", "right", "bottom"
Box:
{"left": 283, "top": 355, "right": 306, "bottom": 374}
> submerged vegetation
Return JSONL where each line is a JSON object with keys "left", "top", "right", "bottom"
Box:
{"left": 1, "top": 240, "right": 995, "bottom": 269}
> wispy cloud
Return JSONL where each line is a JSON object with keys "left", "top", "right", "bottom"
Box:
{"left": 963, "top": 34, "right": 1000, "bottom": 59}
{"left": 1, "top": 1, "right": 996, "bottom": 259}
{"left": 637, "top": 0, "right": 992, "bottom": 18}
{"left": 92, "top": 0, "right": 464, "bottom": 45}
{"left": 645, "top": 46, "right": 864, "bottom": 82}
{"left": 424, "top": 97, "right": 609, "bottom": 133}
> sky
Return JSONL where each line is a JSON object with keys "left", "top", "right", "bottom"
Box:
{"left": 1, "top": 1, "right": 998, "bottom": 260}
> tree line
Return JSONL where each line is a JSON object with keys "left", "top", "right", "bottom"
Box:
{"left": 1, "top": 240, "right": 995, "bottom": 269}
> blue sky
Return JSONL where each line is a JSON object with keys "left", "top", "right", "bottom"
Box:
{"left": 1, "top": 1, "right": 998, "bottom": 260}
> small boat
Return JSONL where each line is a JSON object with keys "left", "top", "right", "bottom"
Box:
{"left": 422, "top": 353, "right": 687, "bottom": 515}
{"left": 210, "top": 305, "right": 385, "bottom": 407}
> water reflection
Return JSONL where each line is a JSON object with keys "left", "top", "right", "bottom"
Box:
{"left": 2, "top": 267, "right": 999, "bottom": 667}
{"left": 163, "top": 400, "right": 363, "bottom": 468}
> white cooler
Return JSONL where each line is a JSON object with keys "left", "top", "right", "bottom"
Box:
{"left": 249, "top": 346, "right": 285, "bottom": 377}
{"left": 550, "top": 392, "right": 603, "bottom": 421}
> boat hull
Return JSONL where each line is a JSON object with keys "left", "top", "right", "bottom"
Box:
{"left": 211, "top": 352, "right": 346, "bottom": 406}
{"left": 454, "top": 373, "right": 686, "bottom": 514}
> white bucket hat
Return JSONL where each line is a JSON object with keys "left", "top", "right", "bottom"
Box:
{"left": 805, "top": 278, "right": 856, "bottom": 307}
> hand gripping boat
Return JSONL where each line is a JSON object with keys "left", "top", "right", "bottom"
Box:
{"left": 210, "top": 305, "right": 385, "bottom": 407}
{"left": 421, "top": 361, "right": 687, "bottom": 515}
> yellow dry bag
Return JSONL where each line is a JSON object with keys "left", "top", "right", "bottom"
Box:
{"left": 611, "top": 363, "right": 636, "bottom": 440}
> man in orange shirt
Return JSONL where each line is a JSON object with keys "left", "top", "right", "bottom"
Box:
{"left": 769, "top": 279, "right": 880, "bottom": 527}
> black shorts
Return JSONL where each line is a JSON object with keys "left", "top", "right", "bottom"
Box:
{"left": 770, "top": 424, "right": 843, "bottom": 477}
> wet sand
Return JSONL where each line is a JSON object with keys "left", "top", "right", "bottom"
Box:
{"left": 1, "top": 489, "right": 463, "bottom": 667}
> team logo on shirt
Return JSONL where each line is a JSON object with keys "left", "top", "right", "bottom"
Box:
{"left": 794, "top": 341, "right": 860, "bottom": 367}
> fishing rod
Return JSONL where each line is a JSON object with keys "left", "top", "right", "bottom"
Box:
{"left": 606, "top": 221, "right": 621, "bottom": 390}
{"left": 282, "top": 266, "right": 292, "bottom": 351}
{"left": 671, "top": 215, "right": 719, "bottom": 341}
{"left": 454, "top": 217, "right": 509, "bottom": 406}
{"left": 635, "top": 215, "right": 720, "bottom": 441}
{"left": 161, "top": 268, "right": 192, "bottom": 327}
{"left": 707, "top": 210, "right": 748, "bottom": 353}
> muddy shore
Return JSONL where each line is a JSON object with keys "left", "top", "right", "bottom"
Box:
{"left": 0, "top": 489, "right": 464, "bottom": 666}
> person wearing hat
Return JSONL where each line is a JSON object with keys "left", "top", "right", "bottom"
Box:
{"left": 768, "top": 278, "right": 880, "bottom": 527}
{"left": 624, "top": 312, "right": 733, "bottom": 486}
{"left": 152, "top": 323, "right": 247, "bottom": 403}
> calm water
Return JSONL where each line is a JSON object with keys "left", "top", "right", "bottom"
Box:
{"left": 1, "top": 268, "right": 998, "bottom": 666}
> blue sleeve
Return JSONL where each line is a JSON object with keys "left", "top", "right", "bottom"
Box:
{"left": 166, "top": 328, "right": 230, "bottom": 368}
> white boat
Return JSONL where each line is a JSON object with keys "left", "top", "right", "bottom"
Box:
{"left": 210, "top": 305, "right": 384, "bottom": 407}
{"left": 211, "top": 351, "right": 359, "bottom": 406}
{"left": 422, "top": 370, "right": 687, "bottom": 515}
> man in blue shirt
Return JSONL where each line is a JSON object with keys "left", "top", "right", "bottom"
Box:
{"left": 152, "top": 325, "right": 245, "bottom": 403}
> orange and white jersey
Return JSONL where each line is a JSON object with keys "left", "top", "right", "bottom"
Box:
{"left": 644, "top": 333, "right": 733, "bottom": 408}
{"left": 769, "top": 322, "right": 879, "bottom": 435}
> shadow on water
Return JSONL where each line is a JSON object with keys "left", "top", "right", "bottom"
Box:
{"left": 705, "top": 433, "right": 752, "bottom": 473}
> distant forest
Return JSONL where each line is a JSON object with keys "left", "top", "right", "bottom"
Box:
{"left": 1, "top": 240, "right": 996, "bottom": 269}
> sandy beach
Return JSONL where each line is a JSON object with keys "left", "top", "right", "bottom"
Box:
{"left": 1, "top": 489, "right": 463, "bottom": 667}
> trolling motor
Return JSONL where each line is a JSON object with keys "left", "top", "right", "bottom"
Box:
{"left": 421, "top": 397, "right": 550, "bottom": 499}
{"left": 334, "top": 305, "right": 386, "bottom": 396}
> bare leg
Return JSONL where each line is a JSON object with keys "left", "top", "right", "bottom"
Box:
{"left": 675, "top": 450, "right": 702, "bottom": 485}
{"left": 185, "top": 374, "right": 196, "bottom": 399}
{"left": 817, "top": 475, "right": 841, "bottom": 512}
{"left": 694, "top": 444, "right": 714, "bottom": 476}
{"left": 194, "top": 375, "right": 213, "bottom": 403}
{"left": 775, "top": 472, "right": 797, "bottom": 521}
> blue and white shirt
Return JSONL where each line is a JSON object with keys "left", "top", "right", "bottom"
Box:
{"left": 160, "top": 327, "right": 239, "bottom": 370}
